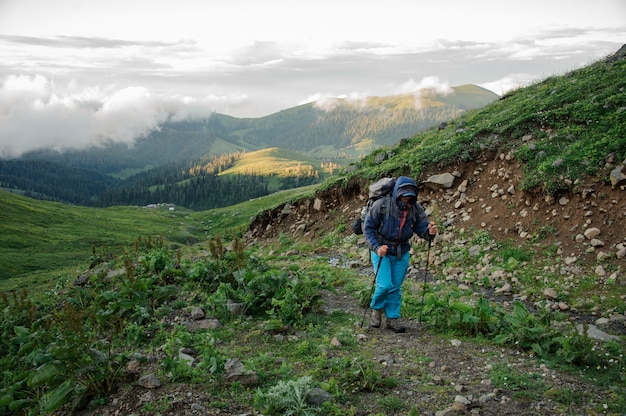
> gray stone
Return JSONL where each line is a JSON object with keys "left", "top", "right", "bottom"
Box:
{"left": 313, "top": 198, "right": 326, "bottom": 212}
{"left": 425, "top": 173, "right": 456, "bottom": 189}
{"left": 577, "top": 324, "right": 620, "bottom": 341}
{"left": 590, "top": 238, "right": 605, "bottom": 247}
{"left": 187, "top": 318, "right": 221, "bottom": 332}
{"left": 307, "top": 387, "right": 332, "bottom": 407}
{"left": 543, "top": 288, "right": 558, "bottom": 300}
{"left": 104, "top": 268, "right": 125, "bottom": 283}
{"left": 584, "top": 227, "right": 601, "bottom": 239}
{"left": 190, "top": 306, "right": 205, "bottom": 320}
{"left": 224, "top": 358, "right": 259, "bottom": 386}
{"left": 609, "top": 165, "right": 626, "bottom": 187}
{"left": 178, "top": 350, "right": 195, "bottom": 366}
{"left": 280, "top": 204, "right": 293, "bottom": 215}
{"left": 137, "top": 373, "right": 161, "bottom": 389}
{"left": 495, "top": 283, "right": 512, "bottom": 294}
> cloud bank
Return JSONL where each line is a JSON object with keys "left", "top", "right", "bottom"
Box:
{"left": 0, "top": 75, "right": 245, "bottom": 158}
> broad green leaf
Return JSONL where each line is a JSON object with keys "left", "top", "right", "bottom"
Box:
{"left": 512, "top": 301, "right": 530, "bottom": 320}
{"left": 477, "top": 297, "right": 492, "bottom": 316}
{"left": 8, "top": 398, "right": 36, "bottom": 411}
{"left": 27, "top": 362, "right": 64, "bottom": 388}
{"left": 462, "top": 312, "right": 479, "bottom": 324}
{"left": 493, "top": 334, "right": 510, "bottom": 345}
{"left": 44, "top": 379, "right": 75, "bottom": 413}
{"left": 13, "top": 326, "right": 29, "bottom": 338}
{"left": 0, "top": 391, "right": 14, "bottom": 407}
{"left": 449, "top": 301, "right": 472, "bottom": 314}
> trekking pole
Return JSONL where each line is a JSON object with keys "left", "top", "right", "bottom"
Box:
{"left": 361, "top": 256, "right": 382, "bottom": 327}
{"left": 418, "top": 236, "right": 433, "bottom": 323}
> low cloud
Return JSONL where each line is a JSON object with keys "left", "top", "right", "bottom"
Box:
{"left": 395, "top": 76, "right": 453, "bottom": 96}
{"left": 0, "top": 74, "right": 244, "bottom": 158}
{"left": 0, "top": 34, "right": 175, "bottom": 49}
{"left": 478, "top": 73, "right": 539, "bottom": 96}
{"left": 308, "top": 76, "right": 455, "bottom": 112}
{"left": 308, "top": 91, "right": 370, "bottom": 111}
{"left": 393, "top": 76, "right": 453, "bottom": 109}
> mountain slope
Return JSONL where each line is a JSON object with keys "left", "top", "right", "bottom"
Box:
{"left": 0, "top": 159, "right": 120, "bottom": 203}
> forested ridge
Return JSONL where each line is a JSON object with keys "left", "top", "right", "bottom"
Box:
{"left": 1, "top": 152, "right": 322, "bottom": 210}
{"left": 94, "top": 153, "right": 321, "bottom": 210}
{"left": 0, "top": 159, "right": 120, "bottom": 204}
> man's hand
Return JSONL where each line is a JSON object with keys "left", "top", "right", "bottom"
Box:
{"left": 376, "top": 245, "right": 388, "bottom": 257}
{"left": 428, "top": 221, "right": 438, "bottom": 236}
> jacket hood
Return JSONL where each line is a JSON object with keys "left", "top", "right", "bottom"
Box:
{"left": 393, "top": 176, "right": 419, "bottom": 202}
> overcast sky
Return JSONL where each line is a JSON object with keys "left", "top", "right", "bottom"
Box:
{"left": 0, "top": 0, "right": 624, "bottom": 158}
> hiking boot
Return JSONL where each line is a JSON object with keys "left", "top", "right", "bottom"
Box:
{"left": 370, "top": 309, "right": 382, "bottom": 328}
{"left": 385, "top": 318, "right": 406, "bottom": 333}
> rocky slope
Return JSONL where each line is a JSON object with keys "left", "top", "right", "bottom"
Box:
{"left": 249, "top": 150, "right": 625, "bottom": 278}
{"left": 249, "top": 149, "right": 626, "bottom": 332}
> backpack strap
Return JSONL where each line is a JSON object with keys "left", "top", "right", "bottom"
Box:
{"left": 380, "top": 194, "right": 392, "bottom": 223}
{"left": 375, "top": 195, "right": 393, "bottom": 241}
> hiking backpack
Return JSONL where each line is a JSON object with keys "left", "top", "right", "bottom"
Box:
{"left": 351, "top": 177, "right": 396, "bottom": 235}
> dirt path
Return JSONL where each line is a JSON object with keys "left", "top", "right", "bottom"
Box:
{"left": 319, "top": 287, "right": 613, "bottom": 415}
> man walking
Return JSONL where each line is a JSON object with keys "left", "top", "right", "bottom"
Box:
{"left": 364, "top": 176, "right": 437, "bottom": 333}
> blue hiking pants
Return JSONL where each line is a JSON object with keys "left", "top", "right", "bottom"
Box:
{"left": 369, "top": 250, "right": 410, "bottom": 319}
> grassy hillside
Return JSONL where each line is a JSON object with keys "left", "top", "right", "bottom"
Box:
{"left": 219, "top": 147, "right": 329, "bottom": 177}
{"left": 0, "top": 191, "right": 190, "bottom": 283}
{"left": 439, "top": 84, "right": 502, "bottom": 108}
{"left": 333, "top": 48, "right": 626, "bottom": 194}
{"left": 0, "top": 184, "right": 318, "bottom": 286}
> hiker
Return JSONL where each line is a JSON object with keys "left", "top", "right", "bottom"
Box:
{"left": 364, "top": 176, "right": 437, "bottom": 333}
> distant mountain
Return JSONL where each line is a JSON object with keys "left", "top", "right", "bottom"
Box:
{"left": 22, "top": 85, "right": 497, "bottom": 174}
{"left": 6, "top": 85, "right": 497, "bottom": 206}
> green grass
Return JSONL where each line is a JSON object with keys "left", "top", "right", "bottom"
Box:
{"left": 189, "top": 184, "right": 317, "bottom": 232}
{"left": 0, "top": 184, "right": 317, "bottom": 284}
{"left": 490, "top": 362, "right": 545, "bottom": 399}
{"left": 0, "top": 192, "right": 181, "bottom": 280}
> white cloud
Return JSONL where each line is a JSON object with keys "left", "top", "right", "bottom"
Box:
{"left": 391, "top": 76, "right": 454, "bottom": 109}
{"left": 0, "top": 74, "right": 244, "bottom": 158}
{"left": 308, "top": 91, "right": 370, "bottom": 111}
{"left": 478, "top": 74, "right": 542, "bottom": 96}
{"left": 395, "top": 76, "right": 453, "bottom": 96}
